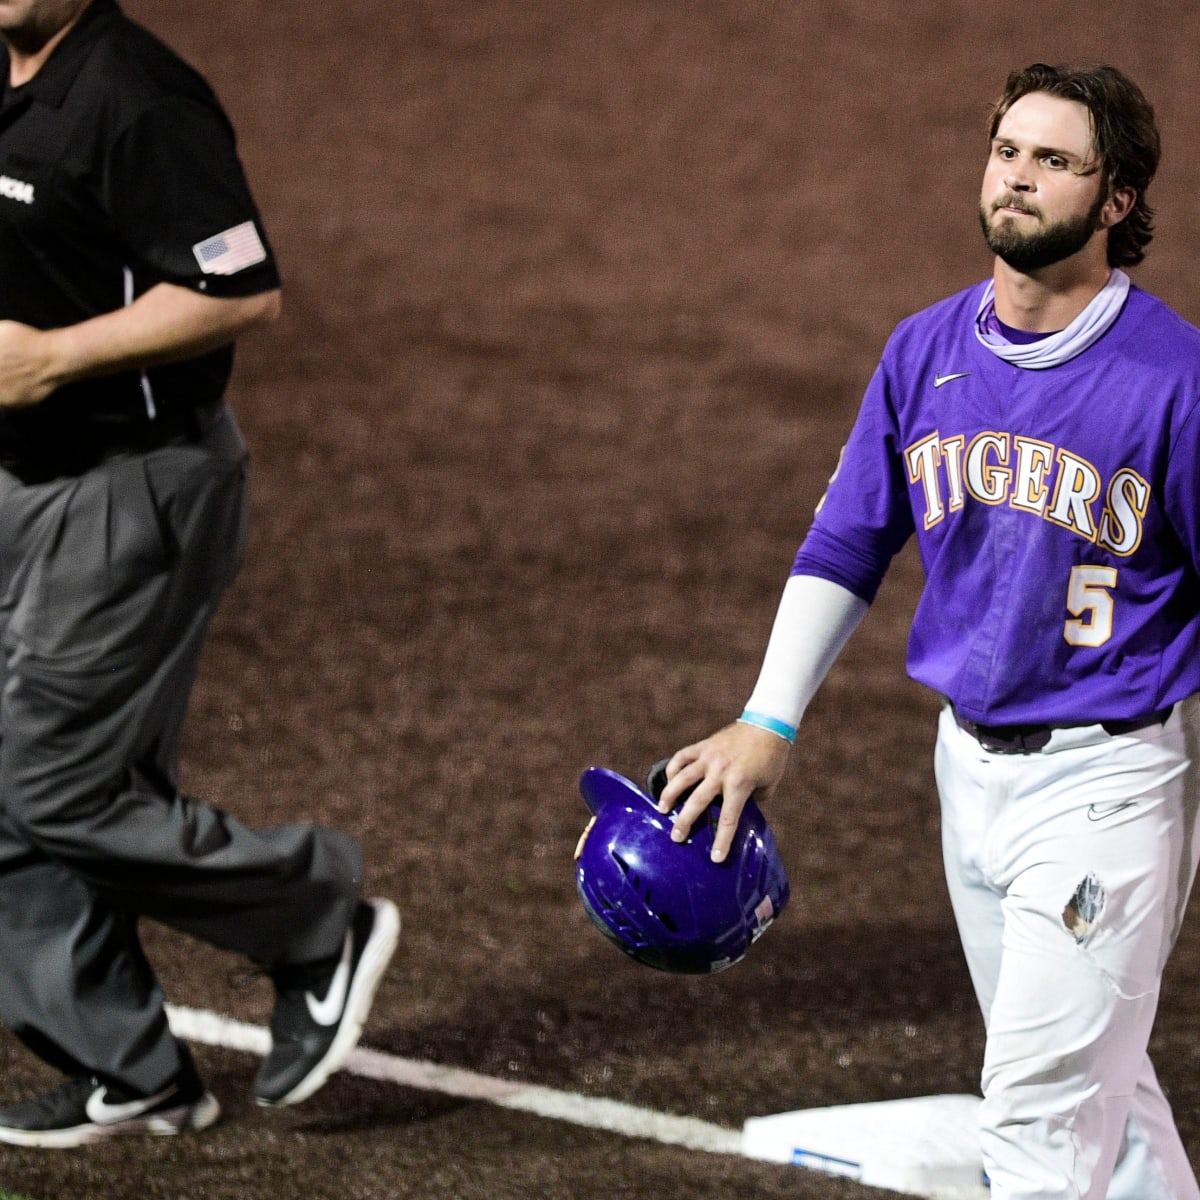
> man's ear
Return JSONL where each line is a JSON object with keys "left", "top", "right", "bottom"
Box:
{"left": 1101, "top": 185, "right": 1137, "bottom": 228}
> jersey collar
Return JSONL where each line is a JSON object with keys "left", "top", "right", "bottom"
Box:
{"left": 974, "top": 269, "right": 1131, "bottom": 370}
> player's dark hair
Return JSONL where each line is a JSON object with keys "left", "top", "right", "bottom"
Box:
{"left": 988, "top": 63, "right": 1160, "bottom": 268}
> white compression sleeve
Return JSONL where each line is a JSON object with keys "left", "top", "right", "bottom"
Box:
{"left": 743, "top": 574, "right": 869, "bottom": 732}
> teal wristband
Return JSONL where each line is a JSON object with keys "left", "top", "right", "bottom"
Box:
{"left": 738, "top": 710, "right": 798, "bottom": 744}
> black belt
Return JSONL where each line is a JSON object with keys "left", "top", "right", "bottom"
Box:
{"left": 955, "top": 706, "right": 1175, "bottom": 754}
{"left": 0, "top": 402, "right": 212, "bottom": 484}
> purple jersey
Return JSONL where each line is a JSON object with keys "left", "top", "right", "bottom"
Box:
{"left": 793, "top": 281, "right": 1200, "bottom": 725}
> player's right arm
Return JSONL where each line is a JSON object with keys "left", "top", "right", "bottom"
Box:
{"left": 662, "top": 356, "right": 912, "bottom": 860}
{"left": 659, "top": 573, "right": 869, "bottom": 860}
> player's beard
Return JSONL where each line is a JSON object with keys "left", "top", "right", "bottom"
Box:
{"left": 978, "top": 188, "right": 1108, "bottom": 271}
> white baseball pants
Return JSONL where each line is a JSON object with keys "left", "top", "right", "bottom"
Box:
{"left": 935, "top": 696, "right": 1200, "bottom": 1200}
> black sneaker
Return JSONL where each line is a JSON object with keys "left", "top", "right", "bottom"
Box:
{"left": 0, "top": 1068, "right": 219, "bottom": 1148}
{"left": 254, "top": 897, "right": 400, "bottom": 1107}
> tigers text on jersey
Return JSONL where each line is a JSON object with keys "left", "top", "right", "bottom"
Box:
{"left": 792, "top": 281, "right": 1200, "bottom": 726}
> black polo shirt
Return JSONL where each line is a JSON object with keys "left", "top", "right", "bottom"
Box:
{"left": 0, "top": 0, "right": 280, "bottom": 467}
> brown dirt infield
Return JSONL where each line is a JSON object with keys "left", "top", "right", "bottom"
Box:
{"left": 3, "top": 3, "right": 1200, "bottom": 1198}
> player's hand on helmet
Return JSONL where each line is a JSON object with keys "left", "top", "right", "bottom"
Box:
{"left": 657, "top": 722, "right": 792, "bottom": 862}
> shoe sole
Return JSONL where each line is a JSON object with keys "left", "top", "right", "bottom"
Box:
{"left": 256, "top": 897, "right": 401, "bottom": 1108}
{"left": 0, "top": 1092, "right": 221, "bottom": 1149}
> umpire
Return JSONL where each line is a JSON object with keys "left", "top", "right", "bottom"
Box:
{"left": 0, "top": 0, "right": 399, "bottom": 1146}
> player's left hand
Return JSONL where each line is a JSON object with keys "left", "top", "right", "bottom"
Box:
{"left": 0, "top": 320, "right": 61, "bottom": 408}
{"left": 658, "top": 721, "right": 792, "bottom": 862}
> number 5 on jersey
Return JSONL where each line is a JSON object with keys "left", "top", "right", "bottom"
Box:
{"left": 1065, "top": 565, "right": 1117, "bottom": 647}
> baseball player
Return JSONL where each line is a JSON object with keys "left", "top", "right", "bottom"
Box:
{"left": 0, "top": 0, "right": 398, "bottom": 1146}
{"left": 660, "top": 63, "right": 1200, "bottom": 1199}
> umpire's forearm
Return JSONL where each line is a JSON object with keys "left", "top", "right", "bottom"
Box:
{"left": 0, "top": 282, "right": 281, "bottom": 409}
{"left": 48, "top": 281, "right": 282, "bottom": 382}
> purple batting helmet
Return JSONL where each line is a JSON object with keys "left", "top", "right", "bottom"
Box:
{"left": 574, "top": 761, "right": 789, "bottom": 974}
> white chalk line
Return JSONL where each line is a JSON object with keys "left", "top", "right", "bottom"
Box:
{"left": 165, "top": 1005, "right": 743, "bottom": 1155}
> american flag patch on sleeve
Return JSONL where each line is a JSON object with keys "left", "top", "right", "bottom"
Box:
{"left": 192, "top": 221, "right": 268, "bottom": 275}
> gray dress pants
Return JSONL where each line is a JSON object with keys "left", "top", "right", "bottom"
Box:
{"left": 0, "top": 404, "right": 362, "bottom": 1093}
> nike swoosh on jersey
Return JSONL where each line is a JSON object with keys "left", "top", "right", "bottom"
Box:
{"left": 306, "top": 927, "right": 353, "bottom": 1026}
{"left": 933, "top": 372, "right": 971, "bottom": 388}
{"left": 85, "top": 1084, "right": 175, "bottom": 1125}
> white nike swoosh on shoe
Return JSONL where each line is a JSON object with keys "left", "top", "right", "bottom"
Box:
{"left": 257, "top": 900, "right": 401, "bottom": 1108}
{"left": 934, "top": 372, "right": 971, "bottom": 388}
{"left": 85, "top": 1084, "right": 175, "bottom": 1125}
{"left": 305, "top": 926, "right": 353, "bottom": 1026}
